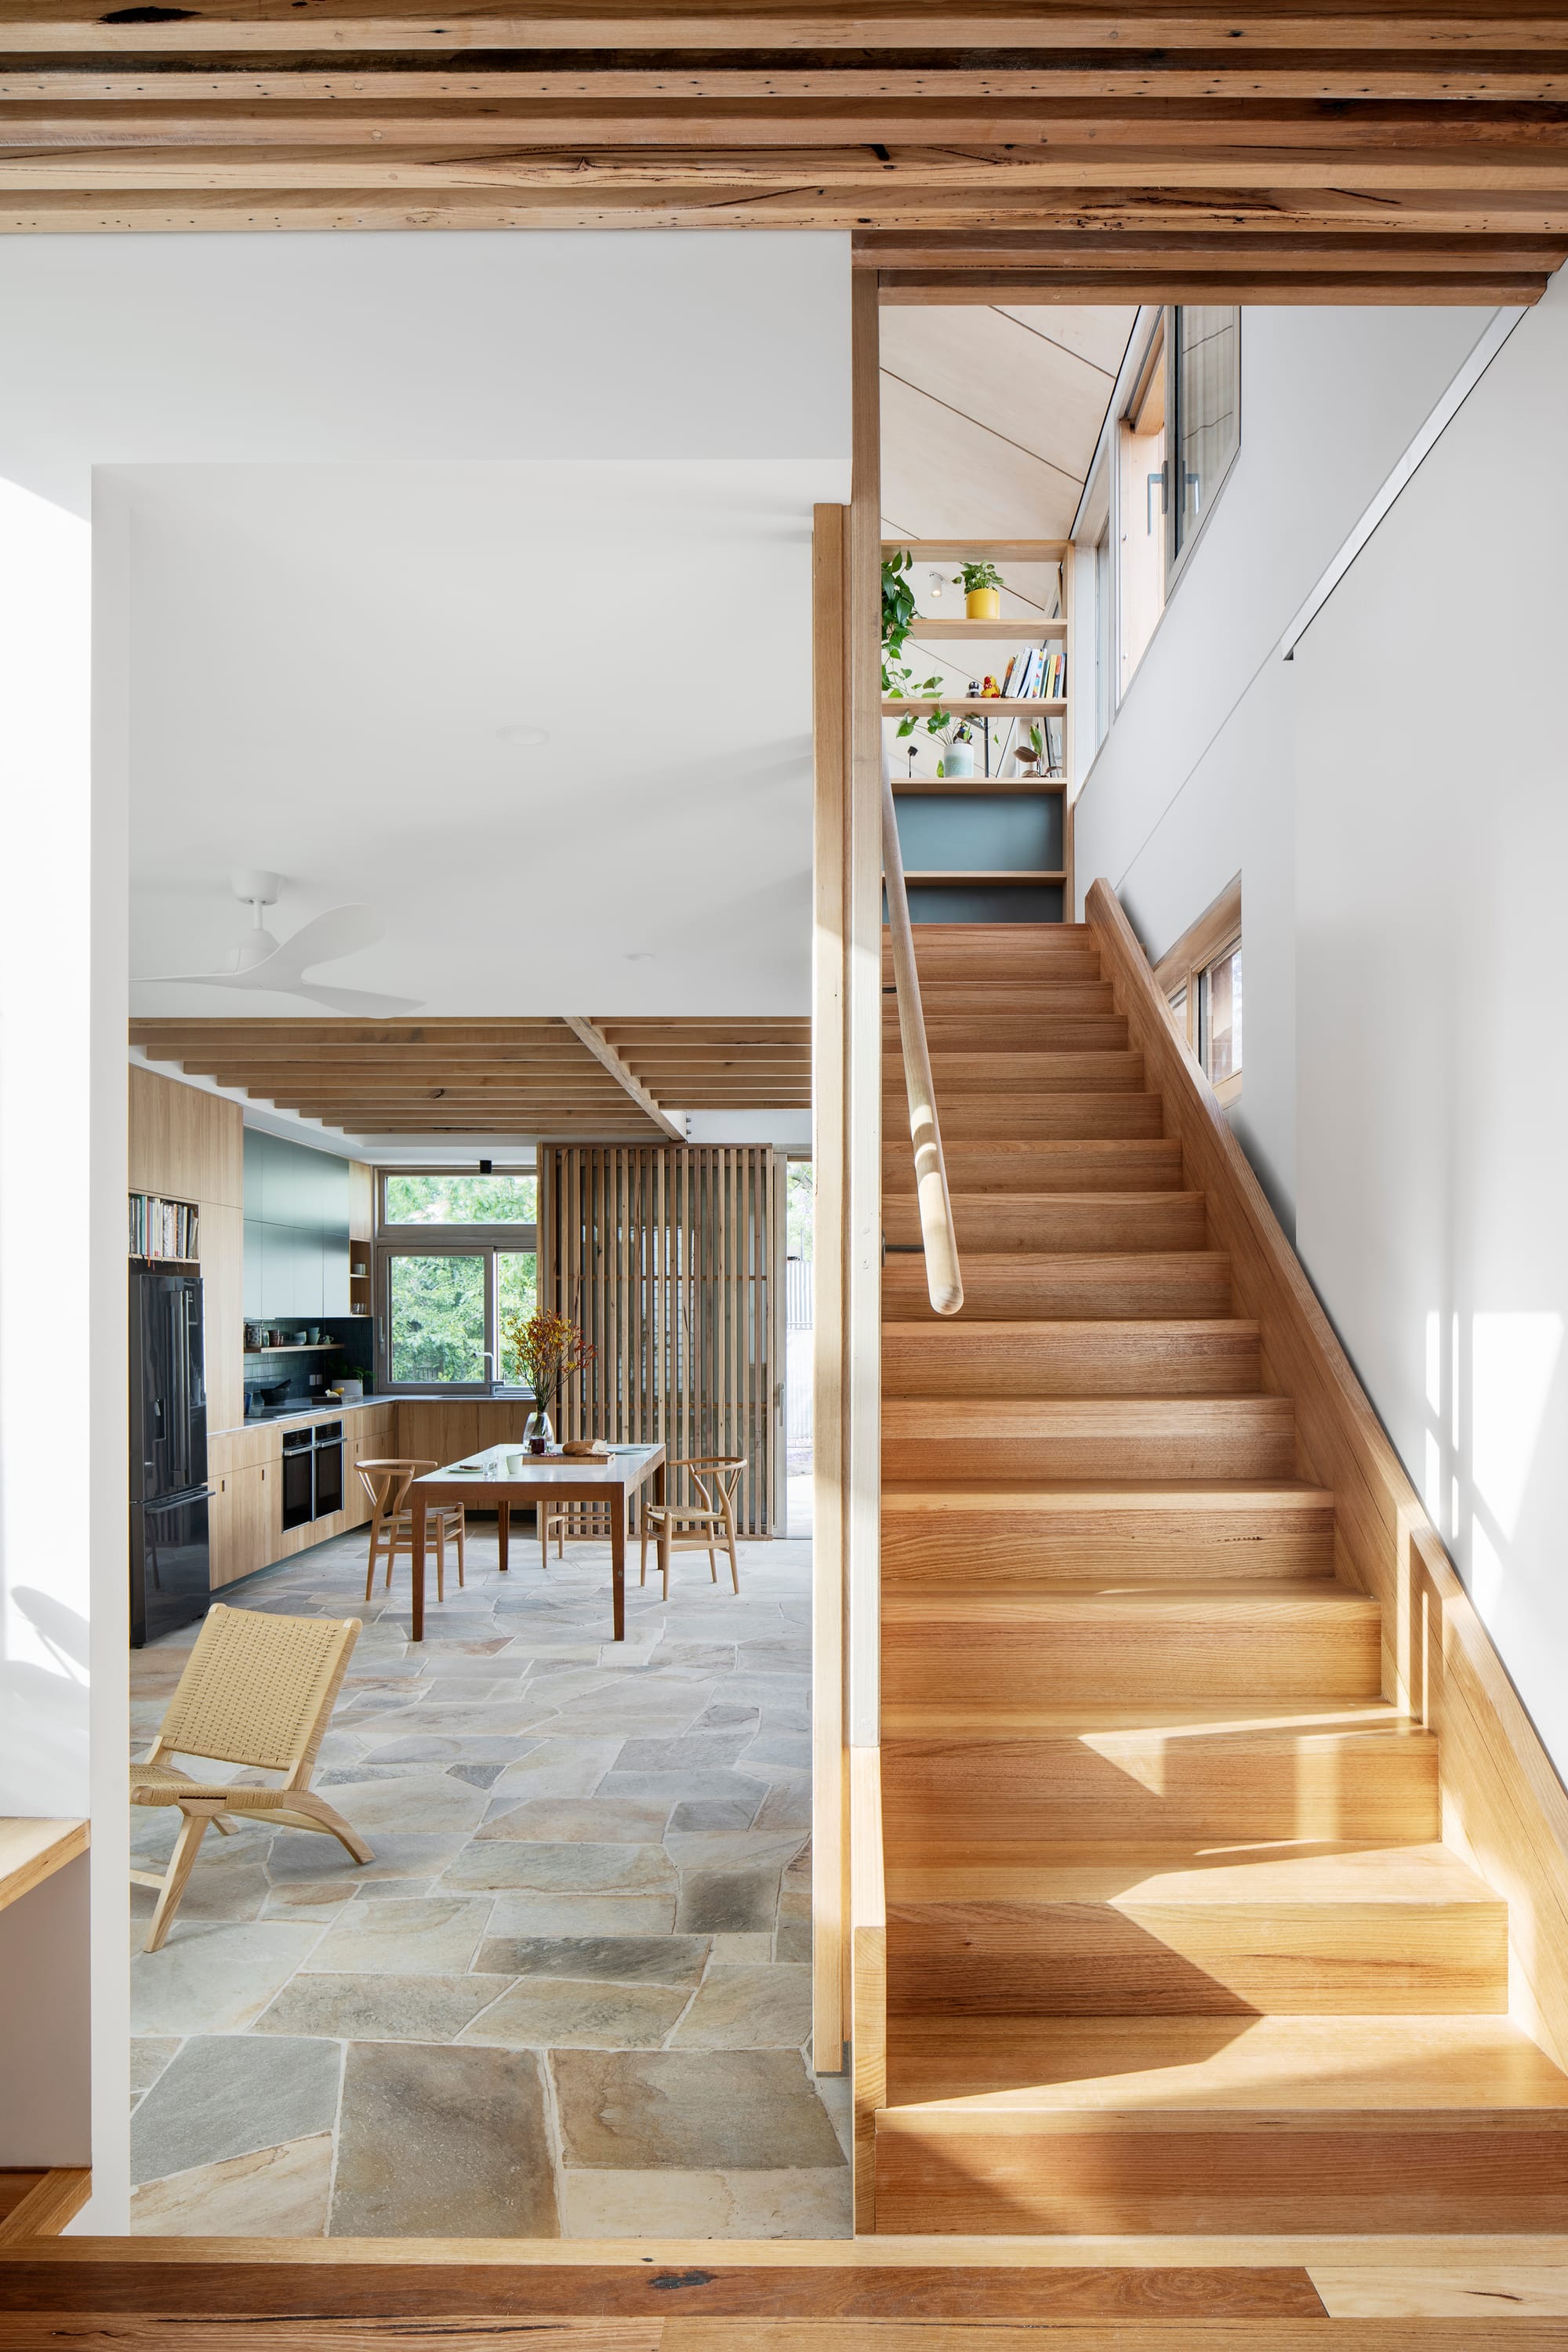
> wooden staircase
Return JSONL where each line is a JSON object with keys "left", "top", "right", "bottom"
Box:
{"left": 873, "top": 918, "right": 1568, "bottom": 2235}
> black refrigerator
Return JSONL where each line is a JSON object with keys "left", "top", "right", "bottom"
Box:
{"left": 129, "top": 1267, "right": 212, "bottom": 1648}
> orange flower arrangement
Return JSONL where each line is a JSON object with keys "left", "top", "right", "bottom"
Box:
{"left": 502, "top": 1309, "right": 594, "bottom": 1424}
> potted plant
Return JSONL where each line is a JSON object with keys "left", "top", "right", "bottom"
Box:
{"left": 501, "top": 1307, "right": 596, "bottom": 1454}
{"left": 933, "top": 714, "right": 975, "bottom": 779}
{"left": 953, "top": 560, "right": 1004, "bottom": 620}
{"left": 1012, "top": 718, "right": 1054, "bottom": 777}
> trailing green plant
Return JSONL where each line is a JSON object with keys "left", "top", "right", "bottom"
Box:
{"left": 882, "top": 546, "right": 953, "bottom": 746}
{"left": 953, "top": 560, "right": 1004, "bottom": 595}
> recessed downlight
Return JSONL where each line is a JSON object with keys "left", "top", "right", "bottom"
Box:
{"left": 496, "top": 723, "right": 550, "bottom": 746}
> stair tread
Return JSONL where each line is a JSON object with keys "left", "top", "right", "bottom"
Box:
{"left": 883, "top": 1479, "right": 1334, "bottom": 1508}
{"left": 881, "top": 2015, "right": 1568, "bottom": 2117}
{"left": 886, "top": 1578, "right": 1368, "bottom": 1620}
{"left": 882, "top": 1698, "right": 1426, "bottom": 1738}
{"left": 887, "top": 1316, "right": 1252, "bottom": 1334}
{"left": 885, "top": 1838, "right": 1502, "bottom": 1907}
{"left": 884, "top": 1397, "right": 1286, "bottom": 1422}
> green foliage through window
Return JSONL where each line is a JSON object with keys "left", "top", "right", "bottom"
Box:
{"left": 388, "top": 1254, "right": 486, "bottom": 1384}
{"left": 386, "top": 1249, "right": 538, "bottom": 1386}
{"left": 383, "top": 1173, "right": 537, "bottom": 1225}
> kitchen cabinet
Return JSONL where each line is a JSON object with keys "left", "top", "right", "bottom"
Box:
{"left": 344, "top": 1407, "right": 395, "bottom": 1530}
{"left": 244, "top": 1131, "right": 352, "bottom": 1322}
{"left": 243, "top": 1219, "right": 263, "bottom": 1319}
{"left": 209, "top": 1459, "right": 276, "bottom": 1589}
{"left": 394, "top": 1399, "right": 531, "bottom": 1476}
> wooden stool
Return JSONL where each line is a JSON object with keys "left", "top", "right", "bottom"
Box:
{"left": 358, "top": 1458, "right": 466, "bottom": 1603}
{"left": 640, "top": 1455, "right": 745, "bottom": 1602}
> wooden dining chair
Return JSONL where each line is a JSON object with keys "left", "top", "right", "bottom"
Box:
{"left": 358, "top": 1457, "right": 466, "bottom": 1603}
{"left": 539, "top": 1496, "right": 615, "bottom": 1567}
{"left": 640, "top": 1455, "right": 746, "bottom": 1601}
{"left": 130, "top": 1602, "right": 371, "bottom": 1952}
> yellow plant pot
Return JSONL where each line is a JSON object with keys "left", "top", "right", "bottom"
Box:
{"left": 966, "top": 586, "right": 1001, "bottom": 619}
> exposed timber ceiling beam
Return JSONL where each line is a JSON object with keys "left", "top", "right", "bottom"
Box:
{"left": 2, "top": 8, "right": 1566, "bottom": 297}
{"left": 561, "top": 1015, "right": 686, "bottom": 1142}
{"left": 128, "top": 1015, "right": 810, "bottom": 1136}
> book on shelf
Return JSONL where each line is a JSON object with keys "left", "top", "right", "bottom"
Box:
{"left": 996, "top": 647, "right": 1065, "bottom": 702}
{"left": 129, "top": 1192, "right": 200, "bottom": 1263}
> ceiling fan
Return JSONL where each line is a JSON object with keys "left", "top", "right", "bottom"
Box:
{"left": 140, "top": 871, "right": 424, "bottom": 1015}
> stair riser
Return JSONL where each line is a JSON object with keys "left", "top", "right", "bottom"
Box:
{"left": 881, "top": 1506, "right": 1336, "bottom": 1586}
{"left": 884, "top": 1143, "right": 1184, "bottom": 1196}
{"left": 888, "top": 942, "right": 1097, "bottom": 978}
{"left": 909, "top": 1054, "right": 1146, "bottom": 1097}
{"left": 903, "top": 1027, "right": 1131, "bottom": 1065}
{"left": 882, "top": 1256, "right": 1235, "bottom": 1323}
{"left": 882, "top": 1609, "right": 1381, "bottom": 1704}
{"left": 871, "top": 2118, "right": 1568, "bottom": 2234}
{"left": 884, "top": 1098, "right": 1166, "bottom": 1145}
{"left": 881, "top": 1733, "right": 1442, "bottom": 1846}
{"left": 897, "top": 1016, "right": 1131, "bottom": 1054}
{"left": 883, "top": 1196, "right": 1208, "bottom": 1254}
{"left": 886, "top": 1904, "right": 1509, "bottom": 2016}
{"left": 891, "top": 985, "right": 1118, "bottom": 1018}
{"left": 882, "top": 1419, "right": 1298, "bottom": 1483}
{"left": 883, "top": 1323, "right": 1261, "bottom": 1397}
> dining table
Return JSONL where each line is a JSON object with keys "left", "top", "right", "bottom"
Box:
{"left": 405, "top": 1441, "right": 667, "bottom": 1642}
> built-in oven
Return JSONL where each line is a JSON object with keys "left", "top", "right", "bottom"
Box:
{"left": 313, "top": 1421, "right": 343, "bottom": 1519}
{"left": 281, "top": 1428, "right": 314, "bottom": 1530}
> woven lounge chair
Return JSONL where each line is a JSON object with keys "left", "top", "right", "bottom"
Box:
{"left": 130, "top": 1602, "right": 371, "bottom": 1952}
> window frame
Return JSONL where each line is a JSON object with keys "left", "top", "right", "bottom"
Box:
{"left": 372, "top": 1166, "right": 540, "bottom": 1395}
{"left": 1114, "top": 314, "right": 1168, "bottom": 706}
{"left": 1166, "top": 303, "right": 1242, "bottom": 589}
{"left": 377, "top": 1163, "right": 537, "bottom": 1233}
{"left": 1152, "top": 876, "right": 1243, "bottom": 1109}
{"left": 1069, "top": 303, "right": 1243, "bottom": 740}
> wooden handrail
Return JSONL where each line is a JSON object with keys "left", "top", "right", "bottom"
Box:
{"left": 881, "top": 769, "right": 963, "bottom": 1316}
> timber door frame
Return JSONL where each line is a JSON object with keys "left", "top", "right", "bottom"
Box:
{"left": 812, "top": 274, "right": 883, "bottom": 2083}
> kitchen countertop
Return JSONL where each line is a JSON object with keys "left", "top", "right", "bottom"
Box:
{"left": 213, "top": 1394, "right": 535, "bottom": 1439}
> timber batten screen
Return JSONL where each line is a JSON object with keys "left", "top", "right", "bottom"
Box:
{"left": 539, "top": 1145, "right": 785, "bottom": 1537}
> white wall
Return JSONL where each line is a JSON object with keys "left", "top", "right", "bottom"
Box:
{"left": 0, "top": 232, "right": 851, "bottom": 514}
{"left": 1072, "top": 302, "right": 1501, "bottom": 1227}
{"left": 1294, "top": 267, "right": 1568, "bottom": 1781}
{"left": 0, "top": 477, "right": 97, "bottom": 2180}
{"left": 0, "top": 227, "right": 851, "bottom": 2231}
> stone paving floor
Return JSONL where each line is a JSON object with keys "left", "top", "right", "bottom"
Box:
{"left": 128, "top": 1509, "right": 848, "bottom": 2238}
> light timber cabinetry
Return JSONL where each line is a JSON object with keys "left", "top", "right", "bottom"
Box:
{"left": 208, "top": 1399, "right": 516, "bottom": 1589}
{"left": 128, "top": 1066, "right": 245, "bottom": 1436}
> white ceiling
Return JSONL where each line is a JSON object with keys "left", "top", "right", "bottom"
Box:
{"left": 881, "top": 303, "right": 1134, "bottom": 544}
{"left": 121, "top": 459, "right": 815, "bottom": 1025}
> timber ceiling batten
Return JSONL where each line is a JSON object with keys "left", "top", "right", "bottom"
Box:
{"left": 4, "top": 9, "right": 1566, "bottom": 296}
{"left": 127, "top": 1014, "right": 811, "bottom": 1136}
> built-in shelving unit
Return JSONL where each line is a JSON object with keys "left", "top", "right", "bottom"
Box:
{"left": 882, "top": 698, "right": 1068, "bottom": 721}
{"left": 906, "top": 617, "right": 1067, "bottom": 642}
{"left": 883, "top": 533, "right": 1073, "bottom": 920}
{"left": 906, "top": 869, "right": 1068, "bottom": 886}
{"left": 243, "top": 1341, "right": 345, "bottom": 1357}
{"left": 348, "top": 1162, "right": 374, "bottom": 1323}
{"left": 128, "top": 1191, "right": 200, "bottom": 1264}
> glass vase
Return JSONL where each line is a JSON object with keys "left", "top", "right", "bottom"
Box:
{"left": 526, "top": 1401, "right": 555, "bottom": 1455}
